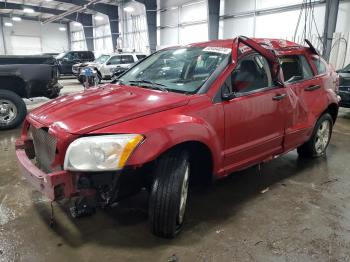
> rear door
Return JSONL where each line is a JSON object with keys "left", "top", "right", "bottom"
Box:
{"left": 280, "top": 54, "right": 327, "bottom": 150}
{"left": 223, "top": 53, "right": 290, "bottom": 172}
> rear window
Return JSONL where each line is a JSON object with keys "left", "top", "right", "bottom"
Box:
{"left": 311, "top": 56, "right": 327, "bottom": 75}
{"left": 280, "top": 55, "right": 313, "bottom": 83}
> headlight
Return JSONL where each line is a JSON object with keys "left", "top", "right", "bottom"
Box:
{"left": 64, "top": 134, "right": 143, "bottom": 171}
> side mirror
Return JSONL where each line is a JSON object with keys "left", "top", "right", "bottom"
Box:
{"left": 106, "top": 62, "right": 112, "bottom": 65}
{"left": 63, "top": 57, "right": 69, "bottom": 61}
{"left": 222, "top": 92, "right": 236, "bottom": 101}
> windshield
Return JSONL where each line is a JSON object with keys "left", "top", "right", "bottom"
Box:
{"left": 56, "top": 52, "right": 67, "bottom": 59}
{"left": 119, "top": 47, "right": 230, "bottom": 93}
{"left": 94, "top": 55, "right": 110, "bottom": 64}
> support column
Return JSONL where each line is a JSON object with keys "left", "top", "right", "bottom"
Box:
{"left": 79, "top": 13, "right": 94, "bottom": 51}
{"left": 207, "top": 0, "right": 220, "bottom": 40}
{"left": 322, "top": 0, "right": 339, "bottom": 61}
{"left": 137, "top": 0, "right": 157, "bottom": 53}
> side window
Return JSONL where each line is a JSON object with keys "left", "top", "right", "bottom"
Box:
{"left": 121, "top": 55, "right": 134, "bottom": 64}
{"left": 280, "top": 55, "right": 313, "bottom": 83}
{"left": 231, "top": 54, "right": 273, "bottom": 94}
{"left": 108, "top": 56, "right": 122, "bottom": 65}
{"left": 311, "top": 56, "right": 327, "bottom": 75}
{"left": 136, "top": 55, "right": 147, "bottom": 60}
{"left": 78, "top": 52, "right": 87, "bottom": 60}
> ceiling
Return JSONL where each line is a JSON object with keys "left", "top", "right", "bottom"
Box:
{"left": 0, "top": 0, "right": 120, "bottom": 23}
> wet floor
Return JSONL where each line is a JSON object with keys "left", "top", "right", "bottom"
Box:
{"left": 1, "top": 84, "right": 350, "bottom": 261}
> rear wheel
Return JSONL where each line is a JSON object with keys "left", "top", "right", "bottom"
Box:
{"left": 0, "top": 90, "right": 27, "bottom": 130}
{"left": 149, "top": 148, "right": 190, "bottom": 238}
{"left": 297, "top": 113, "right": 333, "bottom": 158}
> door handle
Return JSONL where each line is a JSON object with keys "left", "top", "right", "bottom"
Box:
{"left": 305, "top": 85, "right": 320, "bottom": 91}
{"left": 272, "top": 94, "right": 287, "bottom": 101}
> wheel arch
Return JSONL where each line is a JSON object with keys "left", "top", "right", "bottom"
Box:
{"left": 324, "top": 103, "right": 338, "bottom": 124}
{"left": 158, "top": 140, "right": 214, "bottom": 185}
{"left": 0, "top": 76, "right": 28, "bottom": 98}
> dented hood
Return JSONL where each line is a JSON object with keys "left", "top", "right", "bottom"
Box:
{"left": 28, "top": 84, "right": 189, "bottom": 134}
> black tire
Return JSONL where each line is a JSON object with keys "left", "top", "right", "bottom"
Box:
{"left": 78, "top": 77, "right": 84, "bottom": 84}
{"left": 297, "top": 113, "right": 333, "bottom": 158}
{"left": 149, "top": 148, "right": 190, "bottom": 238}
{"left": 0, "top": 90, "right": 27, "bottom": 130}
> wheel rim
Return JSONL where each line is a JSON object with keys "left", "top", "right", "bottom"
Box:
{"left": 315, "top": 119, "right": 331, "bottom": 154}
{"left": 0, "top": 99, "right": 17, "bottom": 125}
{"left": 178, "top": 165, "right": 189, "bottom": 225}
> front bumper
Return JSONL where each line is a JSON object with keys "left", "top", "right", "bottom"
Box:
{"left": 15, "top": 139, "right": 76, "bottom": 200}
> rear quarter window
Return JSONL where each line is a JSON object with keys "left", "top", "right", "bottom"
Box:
{"left": 311, "top": 56, "right": 327, "bottom": 75}
{"left": 136, "top": 55, "right": 147, "bottom": 60}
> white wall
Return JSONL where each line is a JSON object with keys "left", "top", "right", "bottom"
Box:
{"left": 157, "top": 0, "right": 208, "bottom": 49}
{"left": 1, "top": 18, "right": 69, "bottom": 55}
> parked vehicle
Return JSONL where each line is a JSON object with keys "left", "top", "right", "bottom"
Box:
{"left": 73, "top": 53, "right": 147, "bottom": 83}
{"left": 16, "top": 37, "right": 339, "bottom": 238}
{"left": 337, "top": 63, "right": 350, "bottom": 107}
{"left": 0, "top": 55, "right": 62, "bottom": 130}
{"left": 56, "top": 51, "right": 95, "bottom": 75}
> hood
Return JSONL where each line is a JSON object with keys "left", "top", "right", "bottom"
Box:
{"left": 28, "top": 84, "right": 189, "bottom": 134}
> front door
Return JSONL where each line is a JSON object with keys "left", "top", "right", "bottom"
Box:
{"left": 223, "top": 54, "right": 289, "bottom": 172}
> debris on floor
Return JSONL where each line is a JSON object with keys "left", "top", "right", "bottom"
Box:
{"left": 260, "top": 187, "right": 269, "bottom": 194}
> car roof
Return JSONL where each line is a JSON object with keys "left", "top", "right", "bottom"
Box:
{"left": 185, "top": 38, "right": 307, "bottom": 53}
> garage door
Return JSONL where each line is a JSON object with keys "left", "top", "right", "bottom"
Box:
{"left": 10, "top": 35, "right": 42, "bottom": 55}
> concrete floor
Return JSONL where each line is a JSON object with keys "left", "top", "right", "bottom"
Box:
{"left": 1, "top": 78, "right": 350, "bottom": 261}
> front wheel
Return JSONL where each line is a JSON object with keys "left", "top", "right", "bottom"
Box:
{"left": 149, "top": 148, "right": 190, "bottom": 238}
{"left": 297, "top": 113, "right": 333, "bottom": 158}
{"left": 0, "top": 90, "right": 27, "bottom": 130}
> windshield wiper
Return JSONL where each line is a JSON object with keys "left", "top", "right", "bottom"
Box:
{"left": 128, "top": 79, "right": 168, "bottom": 92}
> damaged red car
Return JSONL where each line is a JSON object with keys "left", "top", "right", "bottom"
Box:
{"left": 16, "top": 36, "right": 339, "bottom": 238}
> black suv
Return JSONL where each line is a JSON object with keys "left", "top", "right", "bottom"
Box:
{"left": 337, "top": 64, "right": 350, "bottom": 108}
{"left": 56, "top": 51, "right": 95, "bottom": 75}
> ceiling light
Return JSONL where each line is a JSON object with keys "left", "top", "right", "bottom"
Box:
{"left": 12, "top": 17, "right": 22, "bottom": 22}
{"left": 4, "top": 22, "right": 13, "bottom": 27}
{"left": 59, "top": 27, "right": 66, "bottom": 31}
{"left": 123, "top": 6, "right": 134, "bottom": 12}
{"left": 73, "top": 21, "right": 81, "bottom": 26}
{"left": 23, "top": 8, "right": 35, "bottom": 13}
{"left": 94, "top": 15, "right": 104, "bottom": 21}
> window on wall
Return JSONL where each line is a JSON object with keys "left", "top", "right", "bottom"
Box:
{"left": 158, "top": 0, "right": 208, "bottom": 48}
{"left": 94, "top": 23, "right": 113, "bottom": 53}
{"left": 71, "top": 30, "right": 87, "bottom": 51}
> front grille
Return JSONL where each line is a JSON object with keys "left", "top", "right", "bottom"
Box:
{"left": 30, "top": 126, "right": 57, "bottom": 173}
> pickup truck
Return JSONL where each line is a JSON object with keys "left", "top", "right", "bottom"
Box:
{"left": 16, "top": 37, "right": 339, "bottom": 238}
{"left": 0, "top": 55, "right": 62, "bottom": 130}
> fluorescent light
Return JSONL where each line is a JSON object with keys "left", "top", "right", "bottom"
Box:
{"left": 59, "top": 27, "right": 66, "bottom": 31}
{"left": 94, "top": 15, "right": 104, "bottom": 21}
{"left": 12, "top": 17, "right": 22, "bottom": 22}
{"left": 73, "top": 21, "right": 81, "bottom": 26}
{"left": 123, "top": 6, "right": 134, "bottom": 12}
{"left": 4, "top": 22, "right": 13, "bottom": 27}
{"left": 23, "top": 8, "right": 35, "bottom": 13}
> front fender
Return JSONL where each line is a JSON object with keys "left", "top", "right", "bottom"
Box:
{"left": 90, "top": 100, "right": 225, "bottom": 175}
{"left": 129, "top": 117, "right": 223, "bottom": 174}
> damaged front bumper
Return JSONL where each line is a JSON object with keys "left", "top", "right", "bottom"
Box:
{"left": 15, "top": 139, "right": 76, "bottom": 201}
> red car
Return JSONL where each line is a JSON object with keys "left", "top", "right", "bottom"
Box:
{"left": 16, "top": 36, "right": 339, "bottom": 238}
